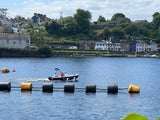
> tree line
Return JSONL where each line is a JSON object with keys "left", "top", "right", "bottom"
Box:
{"left": 27, "top": 9, "right": 160, "bottom": 47}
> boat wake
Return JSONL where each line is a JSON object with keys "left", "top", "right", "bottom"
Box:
{"left": 0, "top": 78, "right": 50, "bottom": 82}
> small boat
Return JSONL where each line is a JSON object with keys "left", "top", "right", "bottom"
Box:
{"left": 48, "top": 74, "right": 79, "bottom": 81}
{"left": 48, "top": 68, "right": 79, "bottom": 81}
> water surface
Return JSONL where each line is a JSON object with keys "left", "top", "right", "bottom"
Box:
{"left": 0, "top": 57, "right": 160, "bottom": 119}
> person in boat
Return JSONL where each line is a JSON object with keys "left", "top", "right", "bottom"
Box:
{"left": 54, "top": 73, "right": 56, "bottom": 77}
{"left": 61, "top": 72, "right": 64, "bottom": 77}
{"left": 64, "top": 72, "right": 68, "bottom": 76}
{"left": 54, "top": 73, "right": 58, "bottom": 77}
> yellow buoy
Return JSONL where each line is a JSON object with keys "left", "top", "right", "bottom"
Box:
{"left": 1, "top": 68, "right": 10, "bottom": 73}
{"left": 21, "top": 82, "right": 32, "bottom": 91}
{"left": 128, "top": 84, "right": 140, "bottom": 93}
{"left": 12, "top": 69, "right": 16, "bottom": 72}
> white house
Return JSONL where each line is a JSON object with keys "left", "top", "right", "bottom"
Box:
{"left": 150, "top": 40, "right": 158, "bottom": 52}
{"left": 95, "top": 41, "right": 107, "bottom": 50}
{"left": 0, "top": 33, "right": 31, "bottom": 49}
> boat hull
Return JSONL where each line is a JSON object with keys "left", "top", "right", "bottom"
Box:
{"left": 48, "top": 74, "right": 79, "bottom": 81}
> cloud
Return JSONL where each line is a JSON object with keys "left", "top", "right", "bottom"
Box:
{"left": 7, "top": 0, "right": 160, "bottom": 22}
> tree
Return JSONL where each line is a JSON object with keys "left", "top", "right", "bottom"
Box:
{"left": 152, "top": 12, "right": 160, "bottom": 29}
{"left": 27, "top": 26, "right": 48, "bottom": 47}
{"left": 97, "top": 15, "right": 106, "bottom": 23}
{"left": 43, "top": 20, "right": 60, "bottom": 35}
{"left": 74, "top": 9, "right": 91, "bottom": 34}
{"left": 111, "top": 13, "right": 126, "bottom": 22}
{"left": 110, "top": 28, "right": 125, "bottom": 39}
{"left": 14, "top": 15, "right": 24, "bottom": 20}
{"left": 60, "top": 16, "right": 77, "bottom": 35}
{"left": 103, "top": 27, "right": 110, "bottom": 39}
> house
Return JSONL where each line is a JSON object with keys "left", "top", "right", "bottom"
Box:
{"left": 146, "top": 40, "right": 158, "bottom": 52}
{"left": 109, "top": 37, "right": 121, "bottom": 51}
{"left": 150, "top": 40, "right": 158, "bottom": 52}
{"left": 95, "top": 41, "right": 107, "bottom": 50}
{"left": 120, "top": 40, "right": 129, "bottom": 51}
{"left": 79, "top": 41, "right": 96, "bottom": 50}
{"left": 105, "top": 41, "right": 114, "bottom": 51}
{"left": 136, "top": 40, "right": 143, "bottom": 52}
{"left": 31, "top": 13, "right": 51, "bottom": 26}
{"left": 0, "top": 33, "right": 31, "bottom": 49}
{"left": 129, "top": 40, "right": 136, "bottom": 52}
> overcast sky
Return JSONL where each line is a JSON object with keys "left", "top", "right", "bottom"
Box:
{"left": 1, "top": 0, "right": 160, "bottom": 22}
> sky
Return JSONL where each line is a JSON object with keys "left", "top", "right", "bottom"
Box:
{"left": 1, "top": 0, "right": 160, "bottom": 22}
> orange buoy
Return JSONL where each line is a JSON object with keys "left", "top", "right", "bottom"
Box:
{"left": 1, "top": 68, "right": 10, "bottom": 73}
{"left": 128, "top": 84, "right": 140, "bottom": 93}
{"left": 12, "top": 69, "right": 16, "bottom": 72}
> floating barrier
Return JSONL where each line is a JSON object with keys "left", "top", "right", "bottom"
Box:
{"left": 21, "top": 82, "right": 32, "bottom": 91}
{"left": 0, "top": 82, "right": 140, "bottom": 94}
{"left": 42, "top": 83, "right": 53, "bottom": 92}
{"left": 1, "top": 68, "right": 10, "bottom": 73}
{"left": 128, "top": 84, "right": 140, "bottom": 93}
{"left": 0, "top": 82, "right": 11, "bottom": 91}
{"left": 107, "top": 85, "right": 118, "bottom": 93}
{"left": 86, "top": 84, "right": 96, "bottom": 93}
{"left": 64, "top": 84, "right": 75, "bottom": 93}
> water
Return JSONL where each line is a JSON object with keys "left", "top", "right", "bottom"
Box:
{"left": 0, "top": 57, "right": 160, "bottom": 120}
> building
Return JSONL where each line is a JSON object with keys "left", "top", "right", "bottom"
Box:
{"left": 31, "top": 13, "right": 51, "bottom": 26}
{"left": 109, "top": 37, "right": 121, "bottom": 51}
{"left": 120, "top": 40, "right": 130, "bottom": 51}
{"left": 136, "top": 40, "right": 143, "bottom": 52}
{"left": 95, "top": 41, "right": 107, "bottom": 50}
{"left": 0, "top": 33, "right": 31, "bottom": 49}
{"left": 79, "top": 41, "right": 96, "bottom": 50}
{"left": 105, "top": 40, "right": 114, "bottom": 51}
{"left": 146, "top": 40, "right": 158, "bottom": 52}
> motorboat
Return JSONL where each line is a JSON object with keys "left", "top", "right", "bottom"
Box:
{"left": 48, "top": 74, "right": 79, "bottom": 81}
{"left": 48, "top": 68, "right": 79, "bottom": 81}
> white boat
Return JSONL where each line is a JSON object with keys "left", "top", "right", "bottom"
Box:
{"left": 151, "top": 54, "right": 157, "bottom": 58}
{"left": 48, "top": 68, "right": 79, "bottom": 81}
{"left": 48, "top": 74, "right": 79, "bottom": 81}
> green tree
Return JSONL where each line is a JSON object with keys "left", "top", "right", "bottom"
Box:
{"left": 27, "top": 26, "right": 48, "bottom": 47}
{"left": 60, "top": 16, "right": 77, "bottom": 35}
{"left": 43, "top": 20, "right": 60, "bottom": 35}
{"left": 110, "top": 28, "right": 125, "bottom": 39}
{"left": 97, "top": 15, "right": 106, "bottom": 23}
{"left": 74, "top": 9, "right": 91, "bottom": 34}
{"left": 111, "top": 13, "right": 125, "bottom": 22}
{"left": 103, "top": 27, "right": 110, "bottom": 39}
{"left": 152, "top": 12, "right": 160, "bottom": 29}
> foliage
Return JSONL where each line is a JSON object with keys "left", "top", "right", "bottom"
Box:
{"left": 97, "top": 15, "right": 106, "bottom": 23}
{"left": 111, "top": 13, "right": 126, "bottom": 21}
{"left": 27, "top": 26, "right": 48, "bottom": 46}
{"left": 122, "top": 113, "right": 148, "bottom": 120}
{"left": 152, "top": 12, "right": 160, "bottom": 28}
{"left": 60, "top": 16, "right": 77, "bottom": 35}
{"left": 37, "top": 46, "right": 52, "bottom": 57}
{"left": 110, "top": 28, "right": 125, "bottom": 39}
{"left": 74, "top": 9, "right": 91, "bottom": 34}
{"left": 26, "top": 9, "right": 160, "bottom": 47}
{"left": 43, "top": 20, "right": 61, "bottom": 35}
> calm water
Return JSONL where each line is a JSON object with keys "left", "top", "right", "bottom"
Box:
{"left": 0, "top": 57, "right": 160, "bottom": 120}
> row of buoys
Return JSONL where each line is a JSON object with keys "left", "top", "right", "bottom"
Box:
{"left": 1, "top": 68, "right": 16, "bottom": 73}
{"left": 0, "top": 82, "right": 140, "bottom": 93}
